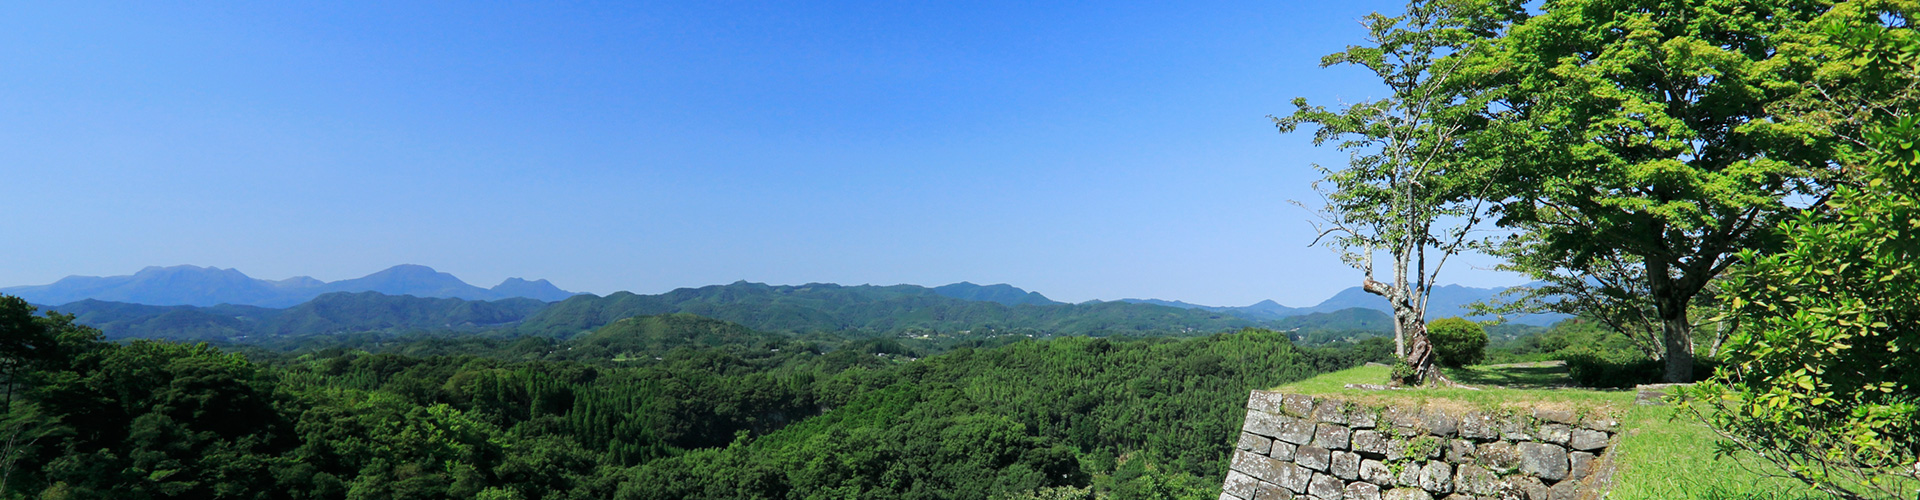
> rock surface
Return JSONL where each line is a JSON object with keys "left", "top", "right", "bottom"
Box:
{"left": 1223, "top": 391, "right": 1617, "bottom": 500}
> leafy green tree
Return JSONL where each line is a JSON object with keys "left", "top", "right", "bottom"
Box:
{"left": 1275, "top": 0, "right": 1522, "bottom": 386}
{"left": 1474, "top": 0, "right": 1846, "bottom": 383}
{"left": 1684, "top": 3, "right": 1919, "bottom": 498}
{"left": 1425, "top": 317, "right": 1486, "bottom": 367}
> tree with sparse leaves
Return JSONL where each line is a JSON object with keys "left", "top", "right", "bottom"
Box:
{"left": 1276, "top": 0, "right": 1523, "bottom": 386}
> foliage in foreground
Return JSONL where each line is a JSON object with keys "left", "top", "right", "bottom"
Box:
{"left": 1685, "top": 4, "right": 1920, "bottom": 498}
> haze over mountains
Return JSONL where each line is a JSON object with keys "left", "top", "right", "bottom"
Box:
{"left": 6, "top": 264, "right": 1563, "bottom": 343}
{"left": 1119, "top": 284, "right": 1566, "bottom": 326}
{"left": 1, "top": 264, "right": 581, "bottom": 307}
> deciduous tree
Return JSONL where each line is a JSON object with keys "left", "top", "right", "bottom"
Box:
{"left": 1276, "top": 0, "right": 1522, "bottom": 385}
{"left": 1476, "top": 0, "right": 1844, "bottom": 382}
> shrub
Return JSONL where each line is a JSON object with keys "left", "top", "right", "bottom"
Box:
{"left": 1685, "top": 54, "right": 1920, "bottom": 497}
{"left": 1425, "top": 317, "right": 1486, "bottom": 367}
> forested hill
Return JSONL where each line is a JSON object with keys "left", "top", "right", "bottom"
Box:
{"left": 513, "top": 281, "right": 1256, "bottom": 338}
{"left": 43, "top": 292, "right": 548, "bottom": 341}
{"left": 40, "top": 281, "right": 1413, "bottom": 343}
{"left": 2, "top": 293, "right": 1394, "bottom": 499}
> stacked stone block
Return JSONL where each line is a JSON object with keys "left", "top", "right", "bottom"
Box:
{"left": 1222, "top": 391, "right": 1617, "bottom": 500}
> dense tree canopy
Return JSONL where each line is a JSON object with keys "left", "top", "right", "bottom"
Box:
{"left": 1473, "top": 0, "right": 1845, "bottom": 383}
{"left": 0, "top": 296, "right": 1390, "bottom": 500}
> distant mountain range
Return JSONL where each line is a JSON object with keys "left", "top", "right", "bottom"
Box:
{"left": 1119, "top": 283, "right": 1567, "bottom": 326}
{"left": 5, "top": 265, "right": 1566, "bottom": 341}
{"left": 0, "top": 264, "right": 581, "bottom": 307}
{"left": 43, "top": 292, "right": 548, "bottom": 341}
{"left": 30, "top": 281, "right": 1258, "bottom": 342}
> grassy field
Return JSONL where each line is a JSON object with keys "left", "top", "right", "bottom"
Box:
{"left": 1269, "top": 364, "right": 1847, "bottom": 500}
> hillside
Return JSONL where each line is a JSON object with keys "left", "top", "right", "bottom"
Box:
{"left": 513, "top": 281, "right": 1259, "bottom": 338}
{"left": 1, "top": 264, "right": 583, "bottom": 307}
{"left": 1128, "top": 284, "right": 1570, "bottom": 326}
{"left": 42, "top": 292, "right": 548, "bottom": 341}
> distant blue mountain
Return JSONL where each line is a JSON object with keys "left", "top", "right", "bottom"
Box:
{"left": 0, "top": 264, "right": 584, "bottom": 307}
{"left": 1118, "top": 298, "right": 1302, "bottom": 320}
{"left": 1124, "top": 283, "right": 1568, "bottom": 326}
{"left": 932, "top": 282, "right": 1060, "bottom": 306}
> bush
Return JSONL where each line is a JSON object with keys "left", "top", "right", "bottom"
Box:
{"left": 1425, "top": 317, "right": 1486, "bottom": 367}
{"left": 1560, "top": 347, "right": 1720, "bottom": 389}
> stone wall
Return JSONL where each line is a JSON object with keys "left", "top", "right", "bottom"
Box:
{"left": 1220, "top": 391, "right": 1617, "bottom": 500}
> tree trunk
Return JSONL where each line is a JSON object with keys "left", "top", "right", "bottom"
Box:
{"left": 1392, "top": 319, "right": 1407, "bottom": 359}
{"left": 1404, "top": 321, "right": 1438, "bottom": 383}
{"left": 1648, "top": 260, "right": 1696, "bottom": 383}
{"left": 1659, "top": 308, "right": 1694, "bottom": 383}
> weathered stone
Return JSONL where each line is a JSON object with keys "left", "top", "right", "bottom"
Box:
{"left": 1239, "top": 432, "right": 1275, "bottom": 455}
{"left": 1232, "top": 449, "right": 1286, "bottom": 483}
{"left": 1272, "top": 441, "right": 1299, "bottom": 461}
{"left": 1221, "top": 493, "right": 1241, "bottom": 500}
{"left": 1532, "top": 408, "right": 1578, "bottom": 425}
{"left": 1635, "top": 384, "right": 1688, "bottom": 406}
{"left": 1314, "top": 424, "right": 1353, "bottom": 450}
{"left": 1458, "top": 413, "right": 1497, "bottom": 440}
{"left": 1384, "top": 437, "right": 1410, "bottom": 461}
{"left": 1250, "top": 391, "right": 1287, "bottom": 414}
{"left": 1309, "top": 473, "right": 1345, "bottom": 499}
{"left": 1419, "top": 461, "right": 1454, "bottom": 494}
{"left": 1282, "top": 394, "right": 1318, "bottom": 418}
{"left": 1278, "top": 419, "right": 1319, "bottom": 445}
{"left": 1508, "top": 476, "right": 1549, "bottom": 500}
{"left": 1568, "top": 429, "right": 1608, "bottom": 451}
{"left": 1359, "top": 459, "right": 1394, "bottom": 486}
{"left": 1475, "top": 441, "right": 1520, "bottom": 471}
{"left": 1382, "top": 488, "right": 1434, "bottom": 500}
{"left": 1446, "top": 439, "right": 1475, "bottom": 462}
{"left": 1497, "top": 417, "right": 1535, "bottom": 442}
{"left": 1274, "top": 461, "right": 1314, "bottom": 494}
{"left": 1313, "top": 402, "right": 1351, "bottom": 425}
{"left": 1245, "top": 410, "right": 1295, "bottom": 439}
{"left": 1547, "top": 479, "right": 1581, "bottom": 500}
{"left": 1332, "top": 451, "right": 1361, "bottom": 480}
{"left": 1579, "top": 415, "right": 1618, "bottom": 433}
{"left": 1349, "top": 408, "right": 1379, "bottom": 429}
{"left": 1383, "top": 407, "right": 1423, "bottom": 430}
{"left": 1437, "top": 495, "right": 1480, "bottom": 500}
{"left": 1454, "top": 464, "right": 1499, "bottom": 496}
{"left": 1538, "top": 424, "right": 1572, "bottom": 445}
{"left": 1421, "top": 413, "right": 1458, "bottom": 437}
{"left": 1395, "top": 461, "right": 1421, "bottom": 487}
{"left": 1297, "top": 445, "right": 1333, "bottom": 472}
{"left": 1568, "top": 452, "right": 1596, "bottom": 481}
{"left": 1224, "top": 470, "right": 1262, "bottom": 499}
{"left": 1517, "top": 442, "right": 1570, "bottom": 481}
{"left": 1411, "top": 437, "right": 1444, "bottom": 460}
{"left": 1344, "top": 481, "right": 1382, "bottom": 500}
{"left": 1252, "top": 481, "right": 1293, "bottom": 500}
{"left": 1352, "top": 430, "right": 1388, "bottom": 457}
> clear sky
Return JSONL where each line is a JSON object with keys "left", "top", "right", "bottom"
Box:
{"left": 0, "top": 1, "right": 1528, "bottom": 307}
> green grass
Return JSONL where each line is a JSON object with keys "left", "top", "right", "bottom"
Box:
{"left": 1269, "top": 363, "right": 1880, "bottom": 500}
{"left": 1270, "top": 364, "right": 1630, "bottom": 418}
{"left": 1606, "top": 404, "right": 1832, "bottom": 500}
{"left": 1446, "top": 361, "right": 1572, "bottom": 389}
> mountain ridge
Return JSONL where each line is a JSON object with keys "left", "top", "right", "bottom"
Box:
{"left": 1122, "top": 283, "right": 1567, "bottom": 326}
{"left": 1, "top": 264, "right": 584, "bottom": 307}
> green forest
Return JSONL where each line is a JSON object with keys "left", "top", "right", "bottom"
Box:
{"left": 4, "top": 0, "right": 1918, "bottom": 498}
{"left": 0, "top": 297, "right": 1391, "bottom": 499}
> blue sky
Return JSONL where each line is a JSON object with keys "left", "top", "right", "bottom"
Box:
{"left": 0, "top": 1, "right": 1526, "bottom": 306}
